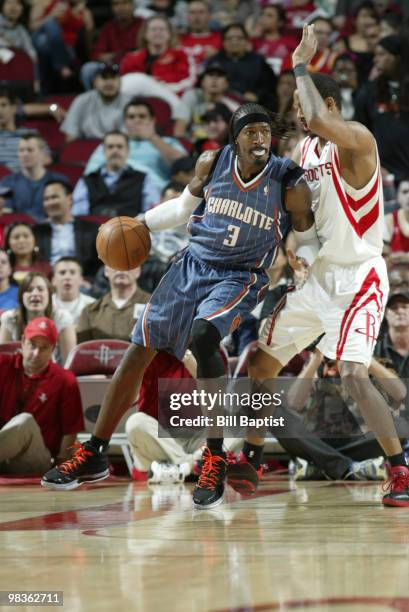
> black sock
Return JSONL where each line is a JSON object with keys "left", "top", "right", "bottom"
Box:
{"left": 388, "top": 452, "right": 408, "bottom": 468}
{"left": 89, "top": 435, "right": 109, "bottom": 453}
{"left": 206, "top": 438, "right": 224, "bottom": 454}
{"left": 243, "top": 441, "right": 263, "bottom": 469}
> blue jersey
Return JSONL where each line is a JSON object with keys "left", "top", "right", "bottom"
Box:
{"left": 188, "top": 145, "right": 301, "bottom": 270}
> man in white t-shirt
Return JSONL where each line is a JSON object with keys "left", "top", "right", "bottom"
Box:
{"left": 52, "top": 257, "right": 95, "bottom": 326}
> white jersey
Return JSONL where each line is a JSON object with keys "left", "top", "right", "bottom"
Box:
{"left": 300, "top": 136, "right": 384, "bottom": 265}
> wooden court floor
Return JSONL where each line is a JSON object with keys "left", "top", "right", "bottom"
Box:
{"left": 1, "top": 474, "right": 409, "bottom": 612}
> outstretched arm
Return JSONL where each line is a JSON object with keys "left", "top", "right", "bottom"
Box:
{"left": 292, "top": 25, "right": 375, "bottom": 153}
{"left": 143, "top": 150, "right": 220, "bottom": 232}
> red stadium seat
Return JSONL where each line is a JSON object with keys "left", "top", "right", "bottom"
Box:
{"left": 60, "top": 139, "right": 101, "bottom": 165}
{"left": 143, "top": 97, "right": 172, "bottom": 133}
{"left": 21, "top": 119, "right": 65, "bottom": 152}
{"left": 0, "top": 341, "right": 22, "bottom": 355}
{"left": 49, "top": 163, "right": 84, "bottom": 186}
{"left": 42, "top": 94, "right": 76, "bottom": 110}
{"left": 64, "top": 339, "right": 130, "bottom": 376}
{"left": 0, "top": 49, "right": 34, "bottom": 93}
{"left": 0, "top": 166, "right": 11, "bottom": 179}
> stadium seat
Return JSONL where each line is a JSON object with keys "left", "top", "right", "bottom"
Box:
{"left": 0, "top": 49, "right": 34, "bottom": 97}
{"left": 0, "top": 166, "right": 11, "bottom": 179}
{"left": 21, "top": 119, "right": 65, "bottom": 152}
{"left": 49, "top": 163, "right": 84, "bottom": 186}
{"left": 60, "top": 139, "right": 101, "bottom": 165}
{"left": 143, "top": 97, "right": 172, "bottom": 133}
{"left": 64, "top": 339, "right": 130, "bottom": 375}
{"left": 42, "top": 94, "right": 76, "bottom": 110}
{"left": 0, "top": 341, "right": 22, "bottom": 355}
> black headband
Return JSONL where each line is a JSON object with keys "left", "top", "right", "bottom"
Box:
{"left": 232, "top": 112, "right": 271, "bottom": 140}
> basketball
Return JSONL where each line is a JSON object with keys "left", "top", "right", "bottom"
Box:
{"left": 96, "top": 216, "right": 151, "bottom": 271}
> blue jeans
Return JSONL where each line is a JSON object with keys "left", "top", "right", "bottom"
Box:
{"left": 80, "top": 61, "right": 104, "bottom": 90}
{"left": 32, "top": 18, "right": 74, "bottom": 92}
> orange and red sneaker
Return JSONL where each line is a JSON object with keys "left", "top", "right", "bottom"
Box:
{"left": 192, "top": 447, "right": 227, "bottom": 509}
{"left": 227, "top": 451, "right": 263, "bottom": 495}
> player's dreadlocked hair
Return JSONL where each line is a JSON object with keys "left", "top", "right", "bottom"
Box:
{"left": 229, "top": 102, "right": 295, "bottom": 152}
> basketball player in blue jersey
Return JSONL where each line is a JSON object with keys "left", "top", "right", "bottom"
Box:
{"left": 42, "top": 103, "right": 315, "bottom": 509}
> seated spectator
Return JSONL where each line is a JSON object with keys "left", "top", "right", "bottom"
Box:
{"left": 282, "top": 16, "right": 338, "bottom": 74}
{"left": 177, "top": 61, "right": 240, "bottom": 139}
{"left": 0, "top": 316, "right": 84, "bottom": 474}
{"left": 30, "top": 0, "right": 94, "bottom": 94}
{"left": 4, "top": 221, "right": 52, "bottom": 284}
{"left": 120, "top": 15, "right": 196, "bottom": 96}
{"left": 60, "top": 63, "right": 130, "bottom": 141}
{"left": 375, "top": 291, "right": 409, "bottom": 377}
{"left": 333, "top": 2, "right": 379, "bottom": 83}
{"left": 76, "top": 266, "right": 150, "bottom": 342}
{"left": 126, "top": 350, "right": 241, "bottom": 482}
{"left": 0, "top": 89, "right": 39, "bottom": 171}
{"left": 251, "top": 4, "right": 297, "bottom": 75}
{"left": 0, "top": 247, "right": 18, "bottom": 310}
{"left": 192, "top": 102, "right": 232, "bottom": 158}
{"left": 52, "top": 257, "right": 95, "bottom": 325}
{"left": 73, "top": 131, "right": 160, "bottom": 217}
{"left": 33, "top": 180, "right": 100, "bottom": 279}
{"left": 179, "top": 0, "right": 222, "bottom": 74}
{"left": 0, "top": 134, "right": 67, "bottom": 221}
{"left": 85, "top": 98, "right": 186, "bottom": 191}
{"left": 80, "top": 0, "right": 143, "bottom": 90}
{"left": 379, "top": 10, "right": 402, "bottom": 38}
{"left": 210, "top": 24, "right": 277, "bottom": 109}
{"left": 354, "top": 35, "right": 409, "bottom": 182}
{"left": 279, "top": 349, "right": 406, "bottom": 480}
{"left": 275, "top": 70, "right": 297, "bottom": 122}
{"left": 331, "top": 54, "right": 359, "bottom": 120}
{"left": 0, "top": 271, "right": 76, "bottom": 363}
{"left": 384, "top": 178, "right": 409, "bottom": 265}
{"left": 0, "top": 0, "right": 37, "bottom": 63}
{"left": 169, "top": 157, "right": 195, "bottom": 186}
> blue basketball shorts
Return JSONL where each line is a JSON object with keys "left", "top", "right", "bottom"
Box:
{"left": 132, "top": 249, "right": 268, "bottom": 360}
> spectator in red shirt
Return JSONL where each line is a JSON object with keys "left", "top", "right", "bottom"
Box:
{"left": 120, "top": 15, "right": 196, "bottom": 96}
{"left": 0, "top": 316, "right": 84, "bottom": 474}
{"left": 80, "top": 0, "right": 143, "bottom": 90}
{"left": 251, "top": 4, "right": 298, "bottom": 75}
{"left": 179, "top": 0, "right": 222, "bottom": 74}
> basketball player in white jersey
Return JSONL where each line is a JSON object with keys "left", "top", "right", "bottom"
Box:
{"left": 247, "top": 25, "right": 409, "bottom": 507}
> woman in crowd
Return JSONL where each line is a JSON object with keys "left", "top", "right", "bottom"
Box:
{"left": 0, "top": 271, "right": 76, "bottom": 363}
{"left": 4, "top": 222, "right": 52, "bottom": 284}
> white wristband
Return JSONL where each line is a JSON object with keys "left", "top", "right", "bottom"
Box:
{"left": 145, "top": 186, "right": 202, "bottom": 232}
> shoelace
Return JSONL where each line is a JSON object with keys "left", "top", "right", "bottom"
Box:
{"left": 382, "top": 469, "right": 409, "bottom": 493}
{"left": 58, "top": 444, "right": 94, "bottom": 475}
{"left": 198, "top": 450, "right": 226, "bottom": 490}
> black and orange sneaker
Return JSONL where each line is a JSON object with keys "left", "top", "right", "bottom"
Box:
{"left": 382, "top": 465, "right": 409, "bottom": 507}
{"left": 192, "top": 448, "right": 227, "bottom": 509}
{"left": 41, "top": 442, "right": 110, "bottom": 491}
{"left": 226, "top": 451, "right": 263, "bottom": 495}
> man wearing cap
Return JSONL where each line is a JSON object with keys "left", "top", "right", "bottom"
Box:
{"left": 61, "top": 63, "right": 132, "bottom": 142}
{"left": 177, "top": 61, "right": 241, "bottom": 139}
{"left": 375, "top": 292, "right": 409, "bottom": 378}
{"left": 0, "top": 317, "right": 84, "bottom": 474}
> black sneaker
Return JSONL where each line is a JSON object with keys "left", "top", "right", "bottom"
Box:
{"left": 192, "top": 448, "right": 227, "bottom": 509}
{"left": 41, "top": 442, "right": 110, "bottom": 490}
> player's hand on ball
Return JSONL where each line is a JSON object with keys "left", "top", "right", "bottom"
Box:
{"left": 292, "top": 24, "right": 318, "bottom": 68}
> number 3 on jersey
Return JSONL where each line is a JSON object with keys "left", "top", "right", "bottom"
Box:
{"left": 223, "top": 224, "right": 240, "bottom": 247}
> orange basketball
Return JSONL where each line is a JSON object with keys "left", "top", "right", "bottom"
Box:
{"left": 96, "top": 216, "right": 151, "bottom": 271}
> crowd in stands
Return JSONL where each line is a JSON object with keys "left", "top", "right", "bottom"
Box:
{"left": 0, "top": 0, "right": 408, "bottom": 483}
